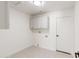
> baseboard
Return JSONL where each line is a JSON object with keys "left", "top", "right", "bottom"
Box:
{"left": 36, "top": 45, "right": 56, "bottom": 52}
{"left": 6, "top": 45, "right": 34, "bottom": 58}
{"left": 56, "top": 50, "right": 71, "bottom": 55}
{"left": 57, "top": 50, "right": 75, "bottom": 58}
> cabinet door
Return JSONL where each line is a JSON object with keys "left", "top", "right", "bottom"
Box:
{"left": 0, "top": 2, "right": 9, "bottom": 29}
{"left": 40, "top": 15, "right": 48, "bottom": 29}
{"left": 31, "top": 14, "right": 48, "bottom": 30}
{"left": 31, "top": 16, "right": 40, "bottom": 29}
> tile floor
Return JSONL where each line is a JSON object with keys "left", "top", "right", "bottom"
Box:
{"left": 8, "top": 46, "right": 73, "bottom": 58}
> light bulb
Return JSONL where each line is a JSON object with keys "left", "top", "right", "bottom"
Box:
{"left": 34, "top": 1, "right": 41, "bottom": 7}
{"left": 29, "top": 0, "right": 45, "bottom": 7}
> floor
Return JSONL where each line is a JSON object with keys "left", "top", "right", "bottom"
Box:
{"left": 9, "top": 46, "right": 73, "bottom": 58}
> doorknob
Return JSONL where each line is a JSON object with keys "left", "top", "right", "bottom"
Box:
{"left": 56, "top": 35, "right": 59, "bottom": 37}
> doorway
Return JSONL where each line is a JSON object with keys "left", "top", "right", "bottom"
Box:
{"left": 56, "top": 16, "right": 74, "bottom": 54}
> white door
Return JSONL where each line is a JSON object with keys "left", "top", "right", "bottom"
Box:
{"left": 56, "top": 16, "right": 74, "bottom": 53}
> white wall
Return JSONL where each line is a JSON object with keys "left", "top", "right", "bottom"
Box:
{"left": 33, "top": 13, "right": 56, "bottom": 51}
{"left": 72, "top": 1, "right": 79, "bottom": 54}
{"left": 0, "top": 7, "right": 33, "bottom": 57}
{"left": 74, "top": 2, "right": 79, "bottom": 52}
{"left": 33, "top": 7, "right": 74, "bottom": 51}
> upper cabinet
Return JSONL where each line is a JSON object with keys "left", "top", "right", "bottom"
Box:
{"left": 30, "top": 14, "right": 49, "bottom": 32}
{"left": 0, "top": 2, "right": 9, "bottom": 29}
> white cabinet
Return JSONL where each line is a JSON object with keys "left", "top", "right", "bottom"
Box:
{"left": 30, "top": 14, "right": 49, "bottom": 32}
{"left": 0, "top": 2, "right": 9, "bottom": 29}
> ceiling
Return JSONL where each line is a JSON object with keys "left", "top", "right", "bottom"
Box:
{"left": 9, "top": 1, "right": 75, "bottom": 15}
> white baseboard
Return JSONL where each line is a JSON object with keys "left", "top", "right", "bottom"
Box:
{"left": 6, "top": 44, "right": 34, "bottom": 58}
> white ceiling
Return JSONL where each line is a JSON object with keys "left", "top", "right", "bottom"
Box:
{"left": 9, "top": 1, "right": 75, "bottom": 15}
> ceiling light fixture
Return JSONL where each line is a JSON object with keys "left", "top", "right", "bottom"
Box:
{"left": 29, "top": 0, "right": 45, "bottom": 13}
{"left": 33, "top": 0, "right": 45, "bottom": 7}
